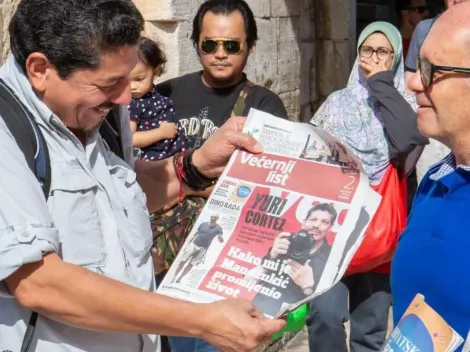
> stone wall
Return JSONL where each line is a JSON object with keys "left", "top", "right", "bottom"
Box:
{"left": 314, "top": 0, "right": 356, "bottom": 111}
{"left": 0, "top": 0, "right": 356, "bottom": 122}
{"left": 134, "top": 0, "right": 356, "bottom": 122}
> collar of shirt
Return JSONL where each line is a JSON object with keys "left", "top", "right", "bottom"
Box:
{"left": 429, "top": 152, "right": 470, "bottom": 181}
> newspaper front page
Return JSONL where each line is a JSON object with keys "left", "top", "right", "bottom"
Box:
{"left": 158, "top": 109, "right": 381, "bottom": 318}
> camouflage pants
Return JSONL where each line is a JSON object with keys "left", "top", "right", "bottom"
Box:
{"left": 150, "top": 197, "right": 206, "bottom": 275}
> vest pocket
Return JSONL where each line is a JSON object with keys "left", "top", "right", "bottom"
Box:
{"left": 49, "top": 163, "right": 107, "bottom": 267}
{"left": 108, "top": 164, "right": 153, "bottom": 263}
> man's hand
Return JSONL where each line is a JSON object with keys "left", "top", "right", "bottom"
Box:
{"left": 359, "top": 58, "right": 389, "bottom": 80}
{"left": 270, "top": 232, "right": 291, "bottom": 259}
{"left": 217, "top": 235, "right": 224, "bottom": 243}
{"left": 201, "top": 299, "right": 286, "bottom": 352}
{"left": 191, "top": 116, "right": 263, "bottom": 179}
{"left": 287, "top": 259, "right": 314, "bottom": 290}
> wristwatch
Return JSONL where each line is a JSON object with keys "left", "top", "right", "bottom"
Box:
{"left": 303, "top": 286, "right": 314, "bottom": 296}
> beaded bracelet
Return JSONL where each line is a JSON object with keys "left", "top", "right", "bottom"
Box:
{"left": 183, "top": 148, "right": 218, "bottom": 190}
{"left": 173, "top": 149, "right": 218, "bottom": 202}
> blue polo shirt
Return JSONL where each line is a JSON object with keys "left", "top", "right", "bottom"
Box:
{"left": 391, "top": 153, "right": 470, "bottom": 350}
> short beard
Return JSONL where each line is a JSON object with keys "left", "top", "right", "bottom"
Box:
{"left": 211, "top": 75, "right": 239, "bottom": 87}
{"left": 201, "top": 52, "right": 249, "bottom": 88}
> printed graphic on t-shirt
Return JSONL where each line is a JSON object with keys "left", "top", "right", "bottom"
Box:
{"left": 179, "top": 107, "right": 219, "bottom": 148}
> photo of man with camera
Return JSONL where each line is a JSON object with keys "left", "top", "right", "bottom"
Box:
{"left": 250, "top": 203, "right": 337, "bottom": 317}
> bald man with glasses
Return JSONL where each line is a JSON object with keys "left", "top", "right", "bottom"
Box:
{"left": 392, "top": 4, "right": 470, "bottom": 349}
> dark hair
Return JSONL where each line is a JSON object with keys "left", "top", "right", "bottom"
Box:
{"left": 137, "top": 37, "right": 167, "bottom": 75}
{"left": 191, "top": 0, "right": 258, "bottom": 50}
{"left": 9, "top": 0, "right": 145, "bottom": 79}
{"left": 306, "top": 203, "right": 337, "bottom": 225}
{"left": 395, "top": 0, "right": 413, "bottom": 18}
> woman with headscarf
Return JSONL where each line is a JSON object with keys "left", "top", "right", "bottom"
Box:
{"left": 307, "top": 22, "right": 428, "bottom": 352}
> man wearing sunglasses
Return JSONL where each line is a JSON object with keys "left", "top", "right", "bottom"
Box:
{"left": 392, "top": 2, "right": 470, "bottom": 347}
{"left": 157, "top": 0, "right": 288, "bottom": 151}
{"left": 156, "top": 2, "right": 287, "bottom": 352}
{"left": 395, "top": 0, "right": 429, "bottom": 58}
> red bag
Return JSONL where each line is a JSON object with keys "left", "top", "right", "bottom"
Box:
{"left": 346, "top": 164, "right": 407, "bottom": 275}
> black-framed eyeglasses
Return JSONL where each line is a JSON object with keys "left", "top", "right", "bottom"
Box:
{"left": 407, "top": 5, "right": 428, "bottom": 13}
{"left": 200, "top": 38, "right": 243, "bottom": 55}
{"left": 418, "top": 58, "right": 470, "bottom": 88}
{"left": 359, "top": 46, "right": 394, "bottom": 61}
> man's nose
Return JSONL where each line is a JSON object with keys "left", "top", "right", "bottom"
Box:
{"left": 311, "top": 220, "right": 320, "bottom": 228}
{"left": 408, "top": 70, "right": 424, "bottom": 94}
{"left": 109, "top": 80, "right": 132, "bottom": 105}
{"left": 214, "top": 44, "right": 228, "bottom": 60}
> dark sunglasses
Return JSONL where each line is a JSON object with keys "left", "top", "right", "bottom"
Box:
{"left": 407, "top": 5, "right": 428, "bottom": 13}
{"left": 418, "top": 58, "right": 470, "bottom": 88}
{"left": 200, "top": 38, "right": 242, "bottom": 55}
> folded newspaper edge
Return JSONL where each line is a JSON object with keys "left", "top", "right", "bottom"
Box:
{"left": 158, "top": 108, "right": 382, "bottom": 319}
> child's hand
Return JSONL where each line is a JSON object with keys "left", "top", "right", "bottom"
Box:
{"left": 159, "top": 122, "right": 178, "bottom": 140}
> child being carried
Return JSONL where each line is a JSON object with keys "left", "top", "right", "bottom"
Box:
{"left": 128, "top": 37, "right": 187, "bottom": 161}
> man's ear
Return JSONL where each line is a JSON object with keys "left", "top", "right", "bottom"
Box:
{"left": 25, "top": 52, "right": 55, "bottom": 93}
{"left": 249, "top": 46, "right": 254, "bottom": 55}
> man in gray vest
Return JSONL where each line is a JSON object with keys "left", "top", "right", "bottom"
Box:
{"left": 0, "top": 1, "right": 284, "bottom": 351}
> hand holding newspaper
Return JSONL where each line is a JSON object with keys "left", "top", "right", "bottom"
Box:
{"left": 158, "top": 109, "right": 381, "bottom": 318}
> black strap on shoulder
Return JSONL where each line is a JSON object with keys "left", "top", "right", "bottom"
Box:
{"left": 99, "top": 106, "right": 124, "bottom": 160}
{"left": 231, "top": 80, "right": 255, "bottom": 117}
{"left": 0, "top": 79, "right": 50, "bottom": 352}
{"left": 0, "top": 79, "right": 51, "bottom": 198}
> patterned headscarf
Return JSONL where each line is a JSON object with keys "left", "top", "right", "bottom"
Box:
{"left": 311, "top": 21, "right": 417, "bottom": 184}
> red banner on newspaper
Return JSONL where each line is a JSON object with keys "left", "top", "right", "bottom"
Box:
{"left": 198, "top": 186, "right": 348, "bottom": 304}
{"left": 226, "top": 152, "right": 359, "bottom": 204}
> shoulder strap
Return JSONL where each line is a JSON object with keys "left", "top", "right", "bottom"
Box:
{"left": 231, "top": 80, "right": 255, "bottom": 117}
{"left": 0, "top": 79, "right": 50, "bottom": 352}
{"left": 0, "top": 79, "right": 50, "bottom": 198}
{"left": 100, "top": 106, "right": 124, "bottom": 160}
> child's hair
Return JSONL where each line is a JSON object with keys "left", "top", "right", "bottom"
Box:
{"left": 137, "top": 36, "right": 167, "bottom": 75}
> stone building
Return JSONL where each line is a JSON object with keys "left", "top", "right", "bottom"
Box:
{"left": 133, "top": 0, "right": 357, "bottom": 122}
{"left": 0, "top": 0, "right": 360, "bottom": 122}
{"left": 0, "top": 0, "right": 416, "bottom": 122}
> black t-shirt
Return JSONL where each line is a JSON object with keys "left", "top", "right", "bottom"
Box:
{"left": 156, "top": 71, "right": 288, "bottom": 148}
{"left": 193, "top": 222, "right": 223, "bottom": 248}
{"left": 252, "top": 241, "right": 331, "bottom": 317}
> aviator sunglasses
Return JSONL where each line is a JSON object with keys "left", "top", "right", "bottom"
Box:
{"left": 200, "top": 38, "right": 243, "bottom": 55}
{"left": 407, "top": 5, "right": 428, "bottom": 13}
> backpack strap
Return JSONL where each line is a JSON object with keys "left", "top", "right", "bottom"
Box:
{"left": 0, "top": 79, "right": 51, "bottom": 352}
{"left": 100, "top": 106, "right": 124, "bottom": 160}
{"left": 0, "top": 79, "right": 50, "bottom": 198}
{"left": 231, "top": 80, "right": 255, "bottom": 117}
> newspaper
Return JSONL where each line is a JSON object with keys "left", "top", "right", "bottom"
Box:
{"left": 461, "top": 331, "right": 470, "bottom": 352}
{"left": 381, "top": 294, "right": 463, "bottom": 352}
{"left": 158, "top": 109, "right": 381, "bottom": 318}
